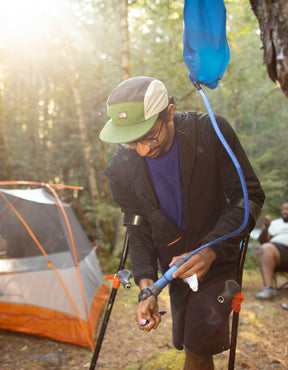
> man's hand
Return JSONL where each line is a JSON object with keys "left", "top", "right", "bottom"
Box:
{"left": 263, "top": 215, "right": 271, "bottom": 228}
{"left": 135, "top": 295, "right": 161, "bottom": 332}
{"left": 169, "top": 247, "right": 216, "bottom": 282}
{"left": 136, "top": 279, "right": 161, "bottom": 332}
{"left": 258, "top": 214, "right": 272, "bottom": 244}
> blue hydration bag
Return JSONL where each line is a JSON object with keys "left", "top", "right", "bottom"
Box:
{"left": 183, "top": 0, "right": 230, "bottom": 89}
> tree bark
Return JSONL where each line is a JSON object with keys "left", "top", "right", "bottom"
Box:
{"left": 250, "top": 0, "right": 288, "bottom": 98}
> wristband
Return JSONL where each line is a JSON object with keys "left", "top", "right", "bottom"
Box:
{"left": 138, "top": 287, "right": 157, "bottom": 302}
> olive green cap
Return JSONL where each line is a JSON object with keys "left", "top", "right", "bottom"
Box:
{"left": 99, "top": 76, "right": 168, "bottom": 143}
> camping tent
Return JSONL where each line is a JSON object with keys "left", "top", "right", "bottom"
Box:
{"left": 0, "top": 185, "right": 109, "bottom": 349}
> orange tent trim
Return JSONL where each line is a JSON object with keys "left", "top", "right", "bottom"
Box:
{"left": 0, "top": 283, "right": 109, "bottom": 349}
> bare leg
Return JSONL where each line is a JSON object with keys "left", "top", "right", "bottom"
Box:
{"left": 257, "top": 243, "right": 281, "bottom": 287}
{"left": 184, "top": 347, "right": 214, "bottom": 370}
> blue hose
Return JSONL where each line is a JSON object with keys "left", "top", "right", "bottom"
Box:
{"left": 182, "top": 78, "right": 249, "bottom": 259}
{"left": 140, "top": 77, "right": 250, "bottom": 296}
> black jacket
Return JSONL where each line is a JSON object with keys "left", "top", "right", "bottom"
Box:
{"left": 104, "top": 111, "right": 265, "bottom": 284}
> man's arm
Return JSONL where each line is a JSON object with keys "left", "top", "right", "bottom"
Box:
{"left": 258, "top": 215, "right": 272, "bottom": 244}
{"left": 105, "top": 160, "right": 159, "bottom": 284}
{"left": 108, "top": 179, "right": 161, "bottom": 330}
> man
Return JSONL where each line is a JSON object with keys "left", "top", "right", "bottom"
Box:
{"left": 100, "top": 76, "right": 265, "bottom": 369}
{"left": 255, "top": 200, "right": 288, "bottom": 300}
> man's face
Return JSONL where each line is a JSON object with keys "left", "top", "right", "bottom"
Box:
{"left": 139, "top": 119, "right": 172, "bottom": 159}
{"left": 281, "top": 202, "right": 288, "bottom": 222}
{"left": 123, "top": 105, "right": 175, "bottom": 159}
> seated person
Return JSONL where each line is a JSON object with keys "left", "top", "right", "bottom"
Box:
{"left": 255, "top": 200, "right": 288, "bottom": 300}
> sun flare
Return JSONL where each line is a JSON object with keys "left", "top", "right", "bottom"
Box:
{"left": 0, "top": 0, "right": 70, "bottom": 48}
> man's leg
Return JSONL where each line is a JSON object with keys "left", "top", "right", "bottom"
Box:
{"left": 258, "top": 243, "right": 280, "bottom": 287}
{"left": 184, "top": 347, "right": 214, "bottom": 370}
{"left": 255, "top": 242, "right": 280, "bottom": 300}
{"left": 169, "top": 273, "right": 233, "bottom": 367}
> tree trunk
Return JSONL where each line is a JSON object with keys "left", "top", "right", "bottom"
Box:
{"left": 120, "top": 0, "right": 131, "bottom": 80}
{"left": 64, "top": 41, "right": 102, "bottom": 239}
{"left": 112, "top": 0, "right": 132, "bottom": 252}
{"left": 0, "top": 68, "right": 13, "bottom": 180}
{"left": 250, "top": 0, "right": 288, "bottom": 98}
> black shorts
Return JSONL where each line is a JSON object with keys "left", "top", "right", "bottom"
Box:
{"left": 273, "top": 243, "right": 288, "bottom": 271}
{"left": 169, "top": 271, "right": 235, "bottom": 356}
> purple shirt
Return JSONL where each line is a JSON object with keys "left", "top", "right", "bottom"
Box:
{"left": 145, "top": 132, "right": 185, "bottom": 230}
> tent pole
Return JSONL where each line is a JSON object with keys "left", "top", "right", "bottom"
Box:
{"left": 89, "top": 231, "right": 129, "bottom": 369}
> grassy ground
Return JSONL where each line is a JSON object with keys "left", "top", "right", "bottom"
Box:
{"left": 1, "top": 269, "right": 288, "bottom": 369}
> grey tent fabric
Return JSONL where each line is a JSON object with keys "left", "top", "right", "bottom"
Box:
{"left": 0, "top": 187, "right": 109, "bottom": 348}
{"left": 0, "top": 188, "right": 92, "bottom": 261}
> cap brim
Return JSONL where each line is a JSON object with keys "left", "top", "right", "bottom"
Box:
{"left": 99, "top": 113, "right": 158, "bottom": 144}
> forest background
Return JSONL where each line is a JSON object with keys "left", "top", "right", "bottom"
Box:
{"left": 0, "top": 0, "right": 287, "bottom": 271}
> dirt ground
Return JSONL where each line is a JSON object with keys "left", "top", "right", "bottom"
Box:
{"left": 1, "top": 270, "right": 288, "bottom": 370}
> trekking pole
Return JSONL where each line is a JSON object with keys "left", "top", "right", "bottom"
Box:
{"left": 89, "top": 231, "right": 130, "bottom": 369}
{"left": 228, "top": 234, "right": 249, "bottom": 370}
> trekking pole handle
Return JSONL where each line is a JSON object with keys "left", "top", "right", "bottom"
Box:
{"left": 217, "top": 280, "right": 241, "bottom": 303}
